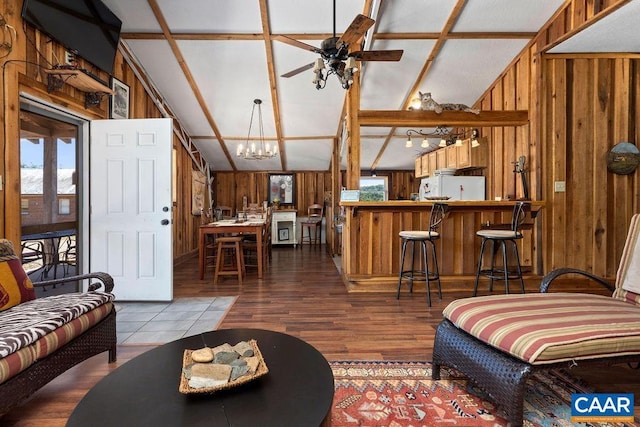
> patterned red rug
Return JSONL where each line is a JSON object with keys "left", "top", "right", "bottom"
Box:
{"left": 330, "top": 361, "right": 639, "bottom": 427}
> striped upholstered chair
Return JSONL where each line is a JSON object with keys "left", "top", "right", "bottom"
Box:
{"left": 432, "top": 213, "right": 640, "bottom": 427}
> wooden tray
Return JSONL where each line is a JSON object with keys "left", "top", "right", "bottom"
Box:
{"left": 179, "top": 339, "right": 268, "bottom": 394}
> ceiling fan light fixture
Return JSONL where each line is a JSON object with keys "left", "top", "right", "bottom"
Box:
{"left": 345, "top": 56, "right": 357, "bottom": 71}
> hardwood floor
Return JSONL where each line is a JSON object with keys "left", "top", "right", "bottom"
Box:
{"left": 3, "top": 244, "right": 640, "bottom": 425}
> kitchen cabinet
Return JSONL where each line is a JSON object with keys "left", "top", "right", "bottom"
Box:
{"left": 457, "top": 137, "right": 488, "bottom": 169}
{"left": 428, "top": 152, "right": 437, "bottom": 175}
{"left": 421, "top": 154, "right": 430, "bottom": 177}
{"left": 446, "top": 145, "right": 457, "bottom": 168}
{"left": 414, "top": 137, "right": 489, "bottom": 177}
{"left": 436, "top": 150, "right": 446, "bottom": 171}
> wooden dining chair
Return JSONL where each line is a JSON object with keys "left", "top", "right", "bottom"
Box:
{"left": 300, "top": 203, "right": 324, "bottom": 246}
{"left": 243, "top": 207, "right": 272, "bottom": 269}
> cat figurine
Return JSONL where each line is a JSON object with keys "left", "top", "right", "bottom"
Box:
{"left": 418, "top": 92, "right": 480, "bottom": 115}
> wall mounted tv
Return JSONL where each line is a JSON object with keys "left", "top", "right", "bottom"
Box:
{"left": 21, "top": 0, "right": 122, "bottom": 75}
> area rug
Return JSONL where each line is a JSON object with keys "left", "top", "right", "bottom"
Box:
{"left": 331, "top": 361, "right": 640, "bottom": 427}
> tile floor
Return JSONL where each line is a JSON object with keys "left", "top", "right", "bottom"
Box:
{"left": 114, "top": 296, "right": 237, "bottom": 344}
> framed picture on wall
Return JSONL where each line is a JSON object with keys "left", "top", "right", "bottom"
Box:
{"left": 110, "top": 77, "right": 130, "bottom": 119}
{"left": 268, "top": 174, "right": 295, "bottom": 205}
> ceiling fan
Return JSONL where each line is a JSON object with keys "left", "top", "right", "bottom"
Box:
{"left": 275, "top": 2, "right": 403, "bottom": 90}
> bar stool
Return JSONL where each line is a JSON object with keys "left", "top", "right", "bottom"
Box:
{"left": 213, "top": 236, "right": 245, "bottom": 285}
{"left": 300, "top": 204, "right": 323, "bottom": 246}
{"left": 473, "top": 201, "right": 529, "bottom": 296}
{"left": 397, "top": 203, "right": 448, "bottom": 307}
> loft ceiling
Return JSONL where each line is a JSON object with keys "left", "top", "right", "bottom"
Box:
{"left": 101, "top": 0, "right": 569, "bottom": 172}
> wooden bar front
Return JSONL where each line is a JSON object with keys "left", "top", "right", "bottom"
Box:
{"left": 340, "top": 201, "right": 544, "bottom": 292}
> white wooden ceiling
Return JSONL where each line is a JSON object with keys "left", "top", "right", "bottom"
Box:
{"left": 101, "top": 0, "right": 569, "bottom": 172}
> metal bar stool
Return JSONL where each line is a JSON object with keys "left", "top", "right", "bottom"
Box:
{"left": 473, "top": 201, "right": 530, "bottom": 296}
{"left": 213, "top": 236, "right": 246, "bottom": 285}
{"left": 397, "top": 203, "right": 448, "bottom": 307}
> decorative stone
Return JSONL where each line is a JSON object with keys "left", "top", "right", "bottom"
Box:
{"left": 233, "top": 341, "right": 254, "bottom": 357}
{"left": 188, "top": 363, "right": 232, "bottom": 389}
{"left": 214, "top": 351, "right": 239, "bottom": 364}
{"left": 211, "top": 343, "right": 234, "bottom": 353}
{"left": 245, "top": 356, "right": 260, "bottom": 374}
{"left": 230, "top": 365, "right": 250, "bottom": 381}
{"left": 191, "top": 347, "right": 214, "bottom": 363}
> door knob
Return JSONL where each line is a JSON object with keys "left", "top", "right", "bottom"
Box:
{"left": 161, "top": 219, "right": 170, "bottom": 225}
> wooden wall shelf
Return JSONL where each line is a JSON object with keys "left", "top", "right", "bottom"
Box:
{"left": 44, "top": 69, "right": 114, "bottom": 94}
{"left": 43, "top": 69, "right": 114, "bottom": 109}
{"left": 358, "top": 110, "right": 529, "bottom": 127}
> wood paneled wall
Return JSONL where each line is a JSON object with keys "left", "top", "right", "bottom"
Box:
{"left": 475, "top": 0, "right": 639, "bottom": 278}
{"left": 543, "top": 57, "right": 639, "bottom": 277}
{"left": 215, "top": 170, "right": 417, "bottom": 256}
{"left": 0, "top": 0, "right": 203, "bottom": 261}
{"left": 214, "top": 170, "right": 418, "bottom": 214}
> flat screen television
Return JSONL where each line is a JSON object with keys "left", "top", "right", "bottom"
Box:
{"left": 21, "top": 0, "right": 122, "bottom": 75}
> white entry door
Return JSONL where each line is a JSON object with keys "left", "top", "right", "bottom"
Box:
{"left": 90, "top": 118, "right": 173, "bottom": 301}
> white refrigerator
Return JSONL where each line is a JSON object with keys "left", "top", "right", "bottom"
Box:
{"left": 419, "top": 176, "right": 486, "bottom": 200}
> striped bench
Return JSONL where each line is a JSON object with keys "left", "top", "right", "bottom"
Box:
{"left": 0, "top": 238, "right": 116, "bottom": 415}
{"left": 432, "top": 213, "right": 640, "bottom": 427}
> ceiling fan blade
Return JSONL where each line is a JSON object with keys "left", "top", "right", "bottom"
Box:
{"left": 337, "top": 14, "right": 374, "bottom": 46}
{"left": 349, "top": 50, "right": 404, "bottom": 62}
{"left": 273, "top": 35, "right": 322, "bottom": 54}
{"left": 281, "top": 62, "right": 315, "bottom": 78}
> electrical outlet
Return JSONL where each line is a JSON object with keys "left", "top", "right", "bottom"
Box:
{"left": 554, "top": 181, "right": 566, "bottom": 193}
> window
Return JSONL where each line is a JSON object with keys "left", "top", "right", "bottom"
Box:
{"left": 359, "top": 176, "right": 388, "bottom": 201}
{"left": 21, "top": 199, "right": 29, "bottom": 215}
{"left": 59, "top": 198, "right": 70, "bottom": 215}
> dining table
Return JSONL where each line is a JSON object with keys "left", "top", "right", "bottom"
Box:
{"left": 199, "top": 218, "right": 266, "bottom": 280}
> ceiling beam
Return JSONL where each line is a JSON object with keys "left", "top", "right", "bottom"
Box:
{"left": 370, "top": 0, "right": 468, "bottom": 170}
{"left": 259, "top": 0, "right": 286, "bottom": 170}
{"left": 358, "top": 110, "right": 529, "bottom": 127}
{"left": 121, "top": 31, "right": 536, "bottom": 41}
{"left": 147, "top": 0, "right": 236, "bottom": 171}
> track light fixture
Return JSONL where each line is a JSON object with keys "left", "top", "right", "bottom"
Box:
{"left": 406, "top": 127, "right": 481, "bottom": 150}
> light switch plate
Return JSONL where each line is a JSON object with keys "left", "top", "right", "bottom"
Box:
{"left": 554, "top": 181, "right": 566, "bottom": 192}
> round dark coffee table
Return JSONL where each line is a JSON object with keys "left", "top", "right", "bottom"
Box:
{"left": 67, "top": 328, "right": 334, "bottom": 427}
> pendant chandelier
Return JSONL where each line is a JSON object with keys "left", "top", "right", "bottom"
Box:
{"left": 236, "top": 99, "right": 278, "bottom": 160}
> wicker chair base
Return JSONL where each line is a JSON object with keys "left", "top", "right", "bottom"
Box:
{"left": 432, "top": 318, "right": 640, "bottom": 427}
{"left": 0, "top": 308, "right": 117, "bottom": 416}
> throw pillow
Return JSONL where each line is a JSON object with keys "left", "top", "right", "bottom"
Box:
{"left": 0, "top": 239, "right": 36, "bottom": 311}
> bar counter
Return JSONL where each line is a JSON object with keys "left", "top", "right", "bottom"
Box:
{"left": 339, "top": 200, "right": 544, "bottom": 292}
